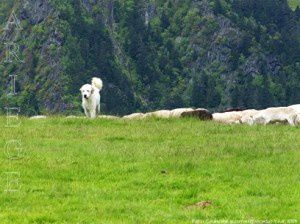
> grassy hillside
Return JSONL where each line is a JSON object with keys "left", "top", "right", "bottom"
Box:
{"left": 0, "top": 117, "right": 299, "bottom": 223}
{"left": 289, "top": 0, "right": 300, "bottom": 10}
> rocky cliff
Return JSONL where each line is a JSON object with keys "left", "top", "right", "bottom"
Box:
{"left": 0, "top": 0, "right": 299, "bottom": 115}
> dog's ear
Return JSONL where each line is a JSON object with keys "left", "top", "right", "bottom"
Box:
{"left": 91, "top": 86, "right": 95, "bottom": 94}
{"left": 80, "top": 87, "right": 83, "bottom": 92}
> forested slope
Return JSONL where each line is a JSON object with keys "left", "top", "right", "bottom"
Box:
{"left": 0, "top": 0, "right": 299, "bottom": 115}
{"left": 289, "top": 0, "right": 300, "bottom": 10}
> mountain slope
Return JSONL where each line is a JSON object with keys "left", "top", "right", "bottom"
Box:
{"left": 0, "top": 0, "right": 299, "bottom": 115}
{"left": 289, "top": 0, "right": 300, "bottom": 10}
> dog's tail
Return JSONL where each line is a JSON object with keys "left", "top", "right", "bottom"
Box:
{"left": 92, "top": 77, "right": 103, "bottom": 91}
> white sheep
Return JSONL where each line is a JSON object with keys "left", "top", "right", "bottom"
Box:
{"left": 122, "top": 113, "right": 145, "bottom": 119}
{"left": 252, "top": 107, "right": 298, "bottom": 126}
{"left": 212, "top": 111, "right": 242, "bottom": 124}
{"left": 170, "top": 108, "right": 194, "bottom": 118}
{"left": 240, "top": 109, "right": 259, "bottom": 125}
{"left": 144, "top": 110, "right": 171, "bottom": 118}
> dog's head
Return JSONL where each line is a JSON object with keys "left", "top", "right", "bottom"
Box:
{"left": 80, "top": 84, "right": 94, "bottom": 100}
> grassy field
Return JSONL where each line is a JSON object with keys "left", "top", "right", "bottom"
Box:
{"left": 0, "top": 117, "right": 299, "bottom": 223}
{"left": 289, "top": 0, "right": 300, "bottom": 10}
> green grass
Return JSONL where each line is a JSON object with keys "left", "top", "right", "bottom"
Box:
{"left": 0, "top": 117, "right": 299, "bottom": 223}
{"left": 288, "top": 0, "right": 300, "bottom": 10}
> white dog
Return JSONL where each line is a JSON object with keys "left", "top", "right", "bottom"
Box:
{"left": 80, "top": 77, "right": 103, "bottom": 118}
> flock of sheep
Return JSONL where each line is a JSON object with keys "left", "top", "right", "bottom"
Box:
{"left": 122, "top": 108, "right": 212, "bottom": 120}
{"left": 212, "top": 104, "right": 300, "bottom": 125}
{"left": 122, "top": 104, "right": 300, "bottom": 126}
{"left": 29, "top": 104, "right": 300, "bottom": 126}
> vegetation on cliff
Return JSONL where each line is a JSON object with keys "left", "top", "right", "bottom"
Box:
{"left": 0, "top": 0, "right": 299, "bottom": 115}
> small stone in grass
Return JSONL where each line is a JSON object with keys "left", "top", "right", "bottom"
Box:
{"left": 160, "top": 170, "right": 168, "bottom": 175}
{"left": 188, "top": 201, "right": 212, "bottom": 209}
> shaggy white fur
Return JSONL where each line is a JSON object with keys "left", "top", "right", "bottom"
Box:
{"left": 251, "top": 107, "right": 298, "bottom": 125}
{"left": 212, "top": 111, "right": 242, "bottom": 124}
{"left": 80, "top": 77, "right": 103, "bottom": 119}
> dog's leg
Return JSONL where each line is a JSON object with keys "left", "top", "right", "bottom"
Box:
{"left": 84, "top": 108, "right": 89, "bottom": 118}
{"left": 97, "top": 104, "right": 100, "bottom": 114}
{"left": 90, "top": 110, "right": 96, "bottom": 119}
{"left": 84, "top": 108, "right": 88, "bottom": 117}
